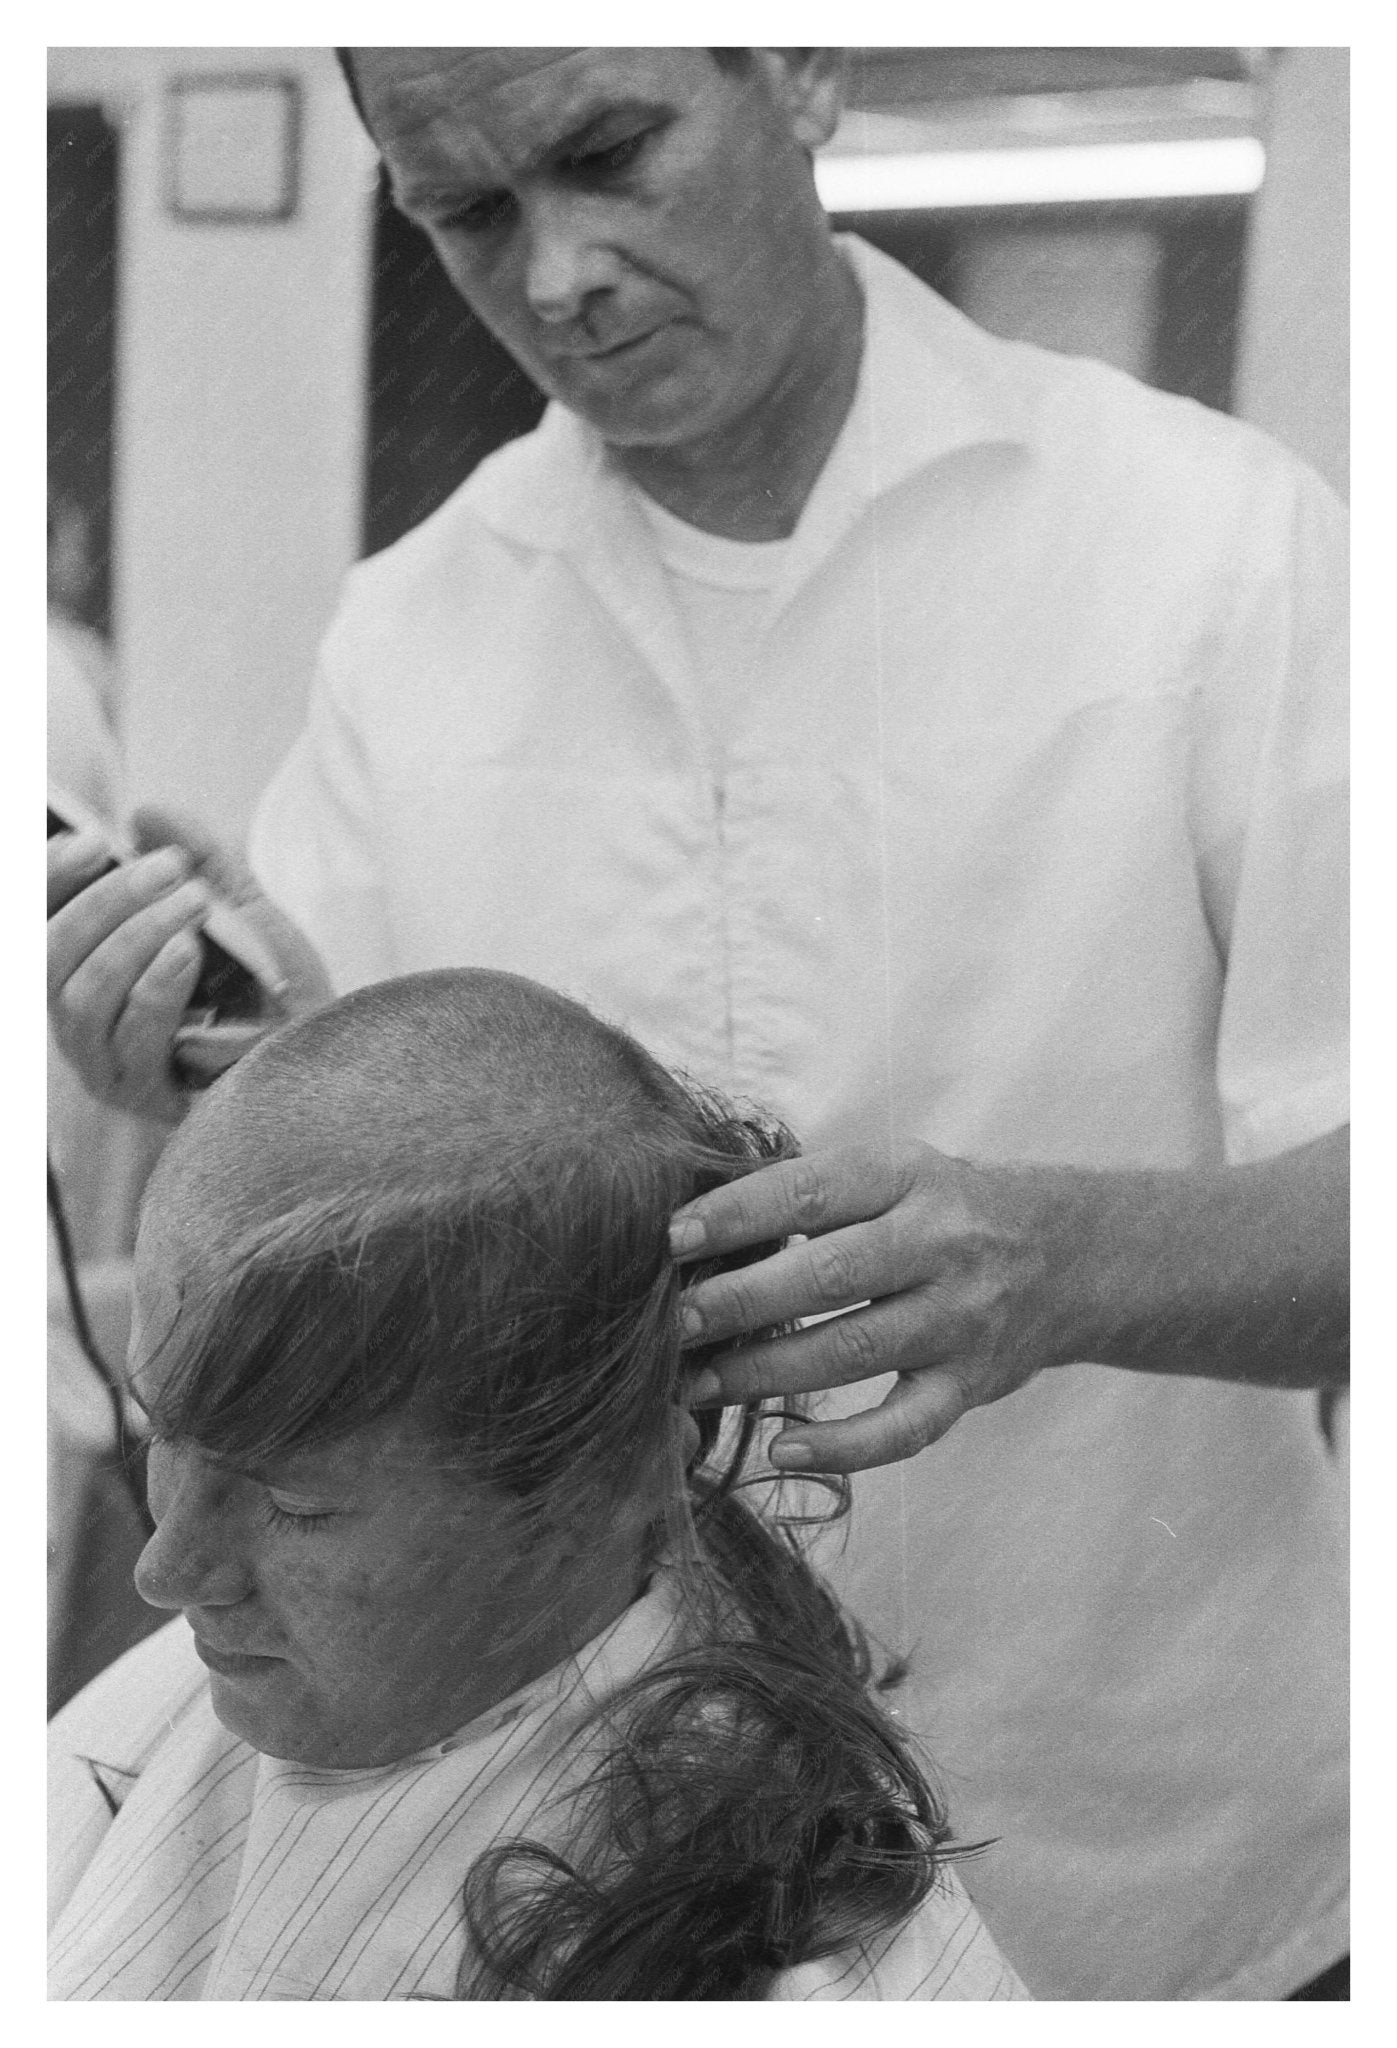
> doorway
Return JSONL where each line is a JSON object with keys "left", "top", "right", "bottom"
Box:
{"left": 48, "top": 103, "right": 121, "bottom": 639}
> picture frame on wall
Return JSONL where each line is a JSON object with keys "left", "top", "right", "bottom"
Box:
{"left": 166, "top": 72, "right": 301, "bottom": 225}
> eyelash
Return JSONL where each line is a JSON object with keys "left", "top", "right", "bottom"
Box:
{"left": 262, "top": 1499, "right": 335, "bottom": 1537}
{"left": 443, "top": 194, "right": 514, "bottom": 235}
{"left": 569, "top": 132, "right": 648, "bottom": 176}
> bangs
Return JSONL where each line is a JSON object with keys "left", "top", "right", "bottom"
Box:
{"left": 132, "top": 1145, "right": 691, "bottom": 1507}
{"left": 132, "top": 1194, "right": 454, "bottom": 1470}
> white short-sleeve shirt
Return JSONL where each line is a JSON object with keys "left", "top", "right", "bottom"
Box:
{"left": 249, "top": 237, "right": 1348, "bottom": 1999}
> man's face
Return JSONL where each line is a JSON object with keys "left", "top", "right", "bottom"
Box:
{"left": 129, "top": 1209, "right": 576, "bottom": 1769}
{"left": 353, "top": 47, "right": 841, "bottom": 450}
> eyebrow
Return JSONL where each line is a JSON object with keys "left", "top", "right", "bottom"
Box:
{"left": 202, "top": 1450, "right": 275, "bottom": 1481}
{"left": 155, "top": 1438, "right": 301, "bottom": 1489}
{"left": 217, "top": 1449, "right": 357, "bottom": 1493}
{"left": 393, "top": 94, "right": 671, "bottom": 214}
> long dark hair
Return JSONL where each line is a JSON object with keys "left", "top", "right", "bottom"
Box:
{"left": 137, "top": 970, "right": 958, "bottom": 1999}
{"left": 458, "top": 1486, "right": 952, "bottom": 1999}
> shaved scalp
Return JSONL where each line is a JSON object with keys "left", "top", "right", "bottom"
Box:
{"left": 154, "top": 967, "right": 691, "bottom": 1238}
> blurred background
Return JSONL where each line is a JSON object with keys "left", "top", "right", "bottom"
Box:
{"left": 46, "top": 46, "right": 1349, "bottom": 1706}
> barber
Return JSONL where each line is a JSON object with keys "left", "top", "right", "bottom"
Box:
{"left": 48, "top": 48, "right": 1347, "bottom": 2001}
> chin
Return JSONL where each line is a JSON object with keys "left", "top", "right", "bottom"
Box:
{"left": 212, "top": 1680, "right": 409, "bottom": 1768}
{"left": 555, "top": 366, "right": 738, "bottom": 452}
{"left": 206, "top": 1671, "right": 313, "bottom": 1761}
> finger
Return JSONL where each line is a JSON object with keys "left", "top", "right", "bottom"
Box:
{"left": 47, "top": 847, "right": 194, "bottom": 995}
{"left": 688, "top": 1293, "right": 948, "bottom": 1407}
{"left": 680, "top": 1219, "right": 901, "bottom": 1347}
{"left": 131, "top": 804, "right": 252, "bottom": 905}
{"left": 668, "top": 1144, "right": 912, "bottom": 1263}
{"left": 130, "top": 803, "right": 219, "bottom": 863}
{"left": 56, "top": 878, "right": 210, "bottom": 1062}
{"left": 47, "top": 829, "right": 118, "bottom": 917}
{"left": 132, "top": 804, "right": 332, "bottom": 1012}
{"left": 766, "top": 1369, "right": 977, "bottom": 1475}
{"left": 173, "top": 1020, "right": 276, "bottom": 1090}
{"left": 115, "top": 930, "right": 206, "bottom": 1090}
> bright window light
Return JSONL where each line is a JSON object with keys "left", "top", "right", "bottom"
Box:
{"left": 815, "top": 137, "right": 1266, "bottom": 213}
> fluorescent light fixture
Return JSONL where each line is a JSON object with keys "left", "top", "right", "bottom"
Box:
{"left": 816, "top": 137, "right": 1266, "bottom": 212}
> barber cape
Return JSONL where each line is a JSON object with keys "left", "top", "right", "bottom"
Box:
{"left": 49, "top": 1583, "right": 1027, "bottom": 2001}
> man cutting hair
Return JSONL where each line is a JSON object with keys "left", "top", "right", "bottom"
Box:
{"left": 49, "top": 48, "right": 1347, "bottom": 1999}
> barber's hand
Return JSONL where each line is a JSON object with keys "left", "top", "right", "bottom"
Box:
{"left": 670, "top": 1142, "right": 1064, "bottom": 1472}
{"left": 48, "top": 805, "right": 331, "bottom": 1125}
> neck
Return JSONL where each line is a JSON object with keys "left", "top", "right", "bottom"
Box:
{"left": 434, "top": 1542, "right": 651, "bottom": 1753}
{"left": 615, "top": 248, "right": 865, "bottom": 542}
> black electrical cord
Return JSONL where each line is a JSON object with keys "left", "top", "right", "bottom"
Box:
{"left": 46, "top": 1157, "right": 155, "bottom": 1537}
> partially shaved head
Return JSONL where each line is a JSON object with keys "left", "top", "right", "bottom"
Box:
{"left": 128, "top": 972, "right": 795, "bottom": 1766}
{"left": 134, "top": 969, "right": 793, "bottom": 1516}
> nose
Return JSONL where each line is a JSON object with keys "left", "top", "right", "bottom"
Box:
{"left": 521, "top": 193, "right": 622, "bottom": 327}
{"left": 133, "top": 1444, "right": 254, "bottom": 1612}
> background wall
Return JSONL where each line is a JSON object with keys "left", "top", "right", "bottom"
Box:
{"left": 48, "top": 47, "right": 374, "bottom": 845}
{"left": 1234, "top": 47, "right": 1349, "bottom": 499}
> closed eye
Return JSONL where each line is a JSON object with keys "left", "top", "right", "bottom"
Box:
{"left": 262, "top": 1498, "right": 336, "bottom": 1536}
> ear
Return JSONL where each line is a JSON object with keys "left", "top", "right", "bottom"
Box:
{"left": 536, "top": 1454, "right": 669, "bottom": 1573}
{"left": 754, "top": 48, "right": 847, "bottom": 153}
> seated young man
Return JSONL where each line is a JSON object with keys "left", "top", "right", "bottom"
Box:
{"left": 48, "top": 969, "right": 1029, "bottom": 2002}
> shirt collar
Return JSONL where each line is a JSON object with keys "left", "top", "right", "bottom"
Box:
{"left": 829, "top": 230, "right": 1034, "bottom": 499}
{"left": 464, "top": 232, "right": 1033, "bottom": 556}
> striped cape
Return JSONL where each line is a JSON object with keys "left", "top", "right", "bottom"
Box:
{"left": 49, "top": 1583, "right": 1028, "bottom": 2001}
